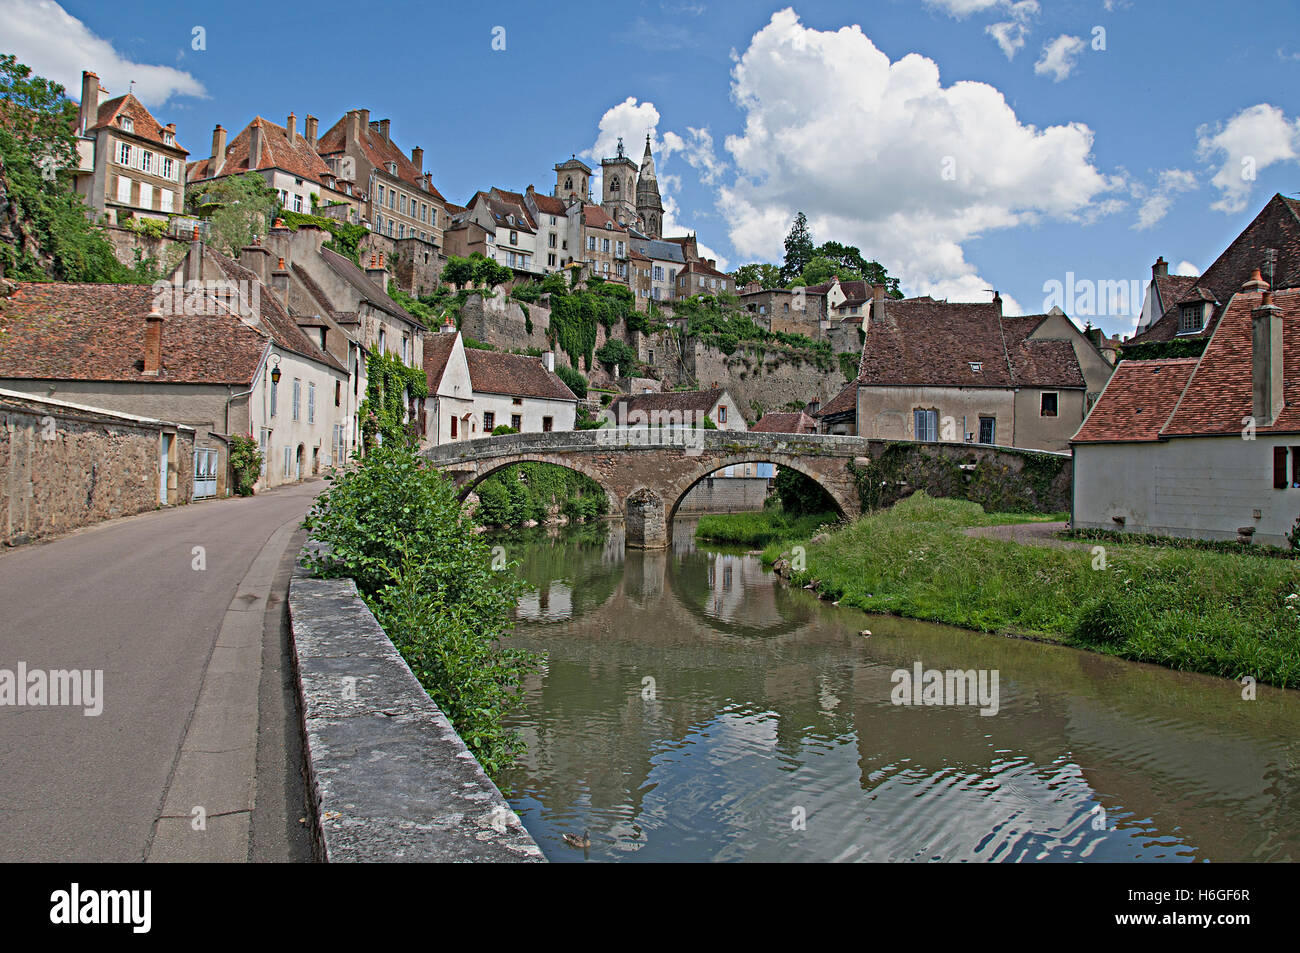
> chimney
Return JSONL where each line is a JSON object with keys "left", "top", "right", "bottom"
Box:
{"left": 542, "top": 351, "right": 556, "bottom": 373}
{"left": 992, "top": 290, "right": 1003, "bottom": 315}
{"left": 1252, "top": 286, "right": 1284, "bottom": 425}
{"left": 378, "top": 118, "right": 390, "bottom": 141}
{"left": 78, "top": 71, "right": 99, "bottom": 135}
{"left": 143, "top": 308, "right": 164, "bottom": 375}
{"left": 272, "top": 256, "right": 290, "bottom": 305}
{"left": 184, "top": 239, "right": 204, "bottom": 284}
{"left": 1153, "top": 257, "right": 1168, "bottom": 280}
{"left": 305, "top": 114, "right": 318, "bottom": 148}
{"left": 286, "top": 112, "right": 296, "bottom": 144}
{"left": 211, "top": 124, "right": 227, "bottom": 171}
{"left": 442, "top": 314, "right": 456, "bottom": 334}
{"left": 411, "top": 146, "right": 423, "bottom": 173}
{"left": 365, "top": 252, "right": 389, "bottom": 293}
{"left": 249, "top": 119, "right": 265, "bottom": 169}
{"left": 707, "top": 258, "right": 716, "bottom": 269}
{"left": 346, "top": 109, "right": 363, "bottom": 145}
{"left": 871, "top": 283, "right": 886, "bottom": 320}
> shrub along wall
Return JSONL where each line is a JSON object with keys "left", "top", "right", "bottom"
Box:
{"left": 850, "top": 441, "right": 1072, "bottom": 514}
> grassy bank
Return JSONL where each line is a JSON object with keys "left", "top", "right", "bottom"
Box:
{"left": 762, "top": 493, "right": 1300, "bottom": 688}
{"left": 695, "top": 509, "right": 839, "bottom": 547}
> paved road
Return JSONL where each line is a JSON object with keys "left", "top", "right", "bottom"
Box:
{"left": 0, "top": 481, "right": 322, "bottom": 862}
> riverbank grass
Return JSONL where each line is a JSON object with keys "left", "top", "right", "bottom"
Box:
{"left": 763, "top": 492, "right": 1300, "bottom": 688}
{"left": 694, "top": 509, "right": 839, "bottom": 547}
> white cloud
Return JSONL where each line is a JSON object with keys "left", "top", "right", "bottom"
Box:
{"left": 716, "top": 10, "right": 1118, "bottom": 303}
{"left": 923, "top": 0, "right": 1008, "bottom": 16}
{"left": 584, "top": 98, "right": 728, "bottom": 269}
{"left": 1034, "top": 34, "right": 1086, "bottom": 82}
{"left": 985, "top": 1, "right": 1040, "bottom": 60}
{"left": 1196, "top": 103, "right": 1300, "bottom": 214}
{"left": 0, "top": 0, "right": 206, "bottom": 107}
{"left": 1131, "top": 168, "right": 1197, "bottom": 230}
{"left": 1174, "top": 260, "right": 1201, "bottom": 277}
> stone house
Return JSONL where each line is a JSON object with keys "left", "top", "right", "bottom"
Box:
{"left": 422, "top": 328, "right": 577, "bottom": 444}
{"left": 675, "top": 259, "right": 733, "bottom": 298}
{"left": 71, "top": 70, "right": 187, "bottom": 226}
{"left": 0, "top": 242, "right": 347, "bottom": 496}
{"left": 461, "top": 191, "right": 539, "bottom": 273}
{"left": 578, "top": 203, "right": 631, "bottom": 285}
{"left": 521, "top": 187, "right": 572, "bottom": 274}
{"left": 1072, "top": 277, "right": 1300, "bottom": 546}
{"left": 826, "top": 295, "right": 1112, "bottom": 452}
{"left": 186, "top": 114, "right": 361, "bottom": 221}
{"left": 629, "top": 235, "right": 686, "bottom": 304}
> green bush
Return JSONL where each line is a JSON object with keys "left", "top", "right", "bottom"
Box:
{"left": 228, "top": 433, "right": 263, "bottom": 496}
{"left": 554, "top": 363, "right": 588, "bottom": 398}
{"left": 301, "top": 443, "right": 538, "bottom": 775}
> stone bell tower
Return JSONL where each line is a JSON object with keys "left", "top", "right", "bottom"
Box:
{"left": 600, "top": 137, "right": 639, "bottom": 227}
{"left": 636, "top": 135, "right": 664, "bottom": 239}
{"left": 553, "top": 156, "right": 592, "bottom": 202}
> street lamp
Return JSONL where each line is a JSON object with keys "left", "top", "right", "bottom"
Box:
{"left": 269, "top": 354, "right": 282, "bottom": 385}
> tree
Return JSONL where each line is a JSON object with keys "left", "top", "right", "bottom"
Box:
{"left": 780, "top": 212, "right": 814, "bottom": 284}
{"left": 774, "top": 468, "right": 836, "bottom": 515}
{"left": 814, "top": 240, "right": 902, "bottom": 297}
{"left": 798, "top": 255, "right": 858, "bottom": 287}
{"left": 554, "top": 363, "right": 587, "bottom": 398}
{"left": 0, "top": 54, "right": 77, "bottom": 171}
{"left": 595, "top": 338, "right": 638, "bottom": 373}
{"left": 442, "top": 252, "right": 512, "bottom": 290}
{"left": 732, "top": 262, "right": 783, "bottom": 289}
{"left": 188, "top": 172, "right": 280, "bottom": 256}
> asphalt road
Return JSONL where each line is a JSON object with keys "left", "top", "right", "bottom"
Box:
{"left": 0, "top": 481, "right": 322, "bottom": 862}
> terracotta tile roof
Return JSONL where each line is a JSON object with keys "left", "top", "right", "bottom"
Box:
{"left": 423, "top": 332, "right": 458, "bottom": 391}
{"left": 316, "top": 114, "right": 444, "bottom": 200}
{"left": 752, "top": 411, "right": 818, "bottom": 433}
{"left": 678, "top": 259, "right": 728, "bottom": 279}
{"left": 1070, "top": 358, "right": 1198, "bottom": 443}
{"left": 464, "top": 349, "right": 576, "bottom": 401}
{"left": 0, "top": 282, "right": 265, "bottom": 385}
{"left": 89, "top": 94, "right": 187, "bottom": 154}
{"left": 188, "top": 117, "right": 331, "bottom": 183}
{"left": 530, "top": 193, "right": 569, "bottom": 217}
{"left": 1162, "top": 288, "right": 1300, "bottom": 437}
{"left": 610, "top": 388, "right": 728, "bottom": 417}
{"left": 814, "top": 380, "right": 858, "bottom": 419}
{"left": 582, "top": 204, "right": 626, "bottom": 232}
{"left": 318, "top": 248, "right": 424, "bottom": 329}
{"left": 1001, "top": 315, "right": 1087, "bottom": 388}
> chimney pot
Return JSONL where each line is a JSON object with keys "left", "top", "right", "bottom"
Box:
{"left": 1243, "top": 268, "right": 1269, "bottom": 292}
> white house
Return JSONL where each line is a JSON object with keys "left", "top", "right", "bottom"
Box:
{"left": 1072, "top": 276, "right": 1300, "bottom": 546}
{"left": 423, "top": 329, "right": 578, "bottom": 444}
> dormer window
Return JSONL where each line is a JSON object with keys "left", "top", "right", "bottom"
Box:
{"left": 162, "top": 131, "right": 174, "bottom": 146}
{"left": 969, "top": 362, "right": 983, "bottom": 373}
{"left": 386, "top": 161, "right": 397, "bottom": 175}
{"left": 118, "top": 116, "right": 133, "bottom": 133}
{"left": 1179, "top": 304, "right": 1205, "bottom": 334}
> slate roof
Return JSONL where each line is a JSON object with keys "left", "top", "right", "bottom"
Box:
{"left": 464, "top": 349, "right": 576, "bottom": 401}
{"left": 630, "top": 237, "right": 686, "bottom": 264}
{"left": 88, "top": 94, "right": 187, "bottom": 154}
{"left": 471, "top": 192, "right": 535, "bottom": 234}
{"left": 1001, "top": 315, "right": 1088, "bottom": 389}
{"left": 1075, "top": 287, "right": 1300, "bottom": 442}
{"left": 752, "top": 411, "right": 818, "bottom": 433}
{"left": 1070, "top": 359, "right": 1198, "bottom": 443}
{"left": 1129, "top": 194, "right": 1300, "bottom": 344}
{"left": 188, "top": 117, "right": 332, "bottom": 183}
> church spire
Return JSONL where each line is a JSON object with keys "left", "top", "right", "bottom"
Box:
{"left": 636, "top": 135, "right": 663, "bottom": 238}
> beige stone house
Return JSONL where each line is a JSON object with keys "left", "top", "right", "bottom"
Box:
{"left": 71, "top": 70, "right": 187, "bottom": 226}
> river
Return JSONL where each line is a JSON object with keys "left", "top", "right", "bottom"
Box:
{"left": 494, "top": 519, "right": 1300, "bottom": 862}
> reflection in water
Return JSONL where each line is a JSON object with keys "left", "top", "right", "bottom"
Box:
{"left": 496, "top": 519, "right": 1300, "bottom": 863}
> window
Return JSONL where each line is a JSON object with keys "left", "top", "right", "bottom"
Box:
{"left": 510, "top": 230, "right": 518, "bottom": 244}
{"left": 118, "top": 116, "right": 133, "bottom": 133}
{"left": 483, "top": 411, "right": 495, "bottom": 431}
{"left": 140, "top": 151, "right": 152, "bottom": 174}
{"left": 549, "top": 233, "right": 557, "bottom": 248}
{"left": 648, "top": 350, "right": 655, "bottom": 364}
{"left": 138, "top": 182, "right": 152, "bottom": 208}
{"left": 1275, "top": 447, "right": 1289, "bottom": 489}
{"left": 548, "top": 254, "right": 557, "bottom": 267}
{"left": 1179, "top": 305, "right": 1203, "bottom": 334}
{"left": 401, "top": 336, "right": 409, "bottom": 363}
{"left": 451, "top": 416, "right": 458, "bottom": 439}
{"left": 162, "top": 131, "right": 174, "bottom": 146}
{"left": 587, "top": 236, "right": 596, "bottom": 251}
{"left": 914, "top": 408, "right": 939, "bottom": 442}
{"left": 542, "top": 416, "right": 553, "bottom": 433}
{"left": 259, "top": 429, "right": 269, "bottom": 477}
{"left": 602, "top": 238, "right": 611, "bottom": 254}
{"left": 160, "top": 189, "right": 173, "bottom": 213}
{"left": 389, "top": 191, "right": 395, "bottom": 209}
{"left": 161, "top": 157, "right": 174, "bottom": 180}
{"left": 116, "top": 175, "right": 131, "bottom": 203}
{"left": 1040, "top": 392, "right": 1059, "bottom": 417}
{"left": 969, "top": 362, "right": 983, "bottom": 373}
{"left": 512, "top": 398, "right": 523, "bottom": 406}
{"left": 117, "top": 141, "right": 131, "bottom": 166}
{"left": 293, "top": 193, "right": 304, "bottom": 213}
{"left": 335, "top": 380, "right": 341, "bottom": 407}
{"left": 292, "top": 379, "right": 301, "bottom": 421}
{"left": 616, "top": 241, "right": 625, "bottom": 257}
{"left": 1293, "top": 447, "right": 1300, "bottom": 488}
{"left": 378, "top": 328, "right": 386, "bottom": 354}
{"left": 284, "top": 446, "right": 292, "bottom": 478}
{"left": 717, "top": 405, "right": 727, "bottom": 424}
{"left": 978, "top": 416, "right": 996, "bottom": 445}
{"left": 511, "top": 414, "right": 521, "bottom": 431}
{"left": 378, "top": 185, "right": 385, "bottom": 205}
{"left": 308, "top": 382, "right": 316, "bottom": 423}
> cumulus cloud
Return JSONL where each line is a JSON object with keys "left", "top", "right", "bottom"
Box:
{"left": 715, "top": 10, "right": 1118, "bottom": 303}
{"left": 1131, "top": 168, "right": 1198, "bottom": 230}
{"left": 0, "top": 0, "right": 206, "bottom": 107}
{"left": 985, "top": 1, "right": 1040, "bottom": 60}
{"left": 1174, "top": 260, "right": 1201, "bottom": 277}
{"left": 1196, "top": 103, "right": 1300, "bottom": 214}
{"left": 1034, "top": 34, "right": 1086, "bottom": 82}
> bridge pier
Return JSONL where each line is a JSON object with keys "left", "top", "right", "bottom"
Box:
{"left": 625, "top": 487, "right": 668, "bottom": 549}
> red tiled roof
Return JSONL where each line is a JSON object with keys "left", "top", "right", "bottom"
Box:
{"left": 530, "top": 193, "right": 568, "bottom": 217}
{"left": 582, "top": 204, "right": 626, "bottom": 231}
{"left": 0, "top": 282, "right": 265, "bottom": 385}
{"left": 1070, "top": 358, "right": 1198, "bottom": 443}
{"left": 752, "top": 411, "right": 818, "bottom": 433}
{"left": 464, "top": 349, "right": 576, "bottom": 401}
{"left": 423, "top": 332, "right": 458, "bottom": 391}
{"left": 814, "top": 380, "right": 858, "bottom": 419}
{"left": 609, "top": 388, "right": 728, "bottom": 416}
{"left": 188, "top": 117, "right": 332, "bottom": 183}
{"left": 89, "top": 94, "right": 187, "bottom": 154}
{"left": 1001, "top": 315, "right": 1087, "bottom": 389}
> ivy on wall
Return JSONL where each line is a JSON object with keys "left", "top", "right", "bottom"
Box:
{"left": 1118, "top": 338, "right": 1207, "bottom": 362}
{"left": 358, "top": 350, "right": 428, "bottom": 447}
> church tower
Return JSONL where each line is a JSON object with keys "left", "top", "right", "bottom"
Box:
{"left": 635, "top": 135, "right": 664, "bottom": 239}
{"left": 553, "top": 156, "right": 592, "bottom": 202}
{"left": 600, "top": 137, "right": 639, "bottom": 226}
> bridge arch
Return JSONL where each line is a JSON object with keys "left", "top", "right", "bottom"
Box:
{"left": 443, "top": 453, "right": 621, "bottom": 520}
{"left": 664, "top": 452, "right": 855, "bottom": 532}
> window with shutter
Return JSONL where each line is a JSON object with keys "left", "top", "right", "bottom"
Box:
{"left": 1275, "top": 447, "right": 1289, "bottom": 489}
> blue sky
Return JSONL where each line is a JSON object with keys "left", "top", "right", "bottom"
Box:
{"left": 3, "top": 0, "right": 1299, "bottom": 334}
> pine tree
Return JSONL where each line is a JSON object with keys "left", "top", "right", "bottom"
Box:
{"left": 781, "top": 211, "right": 814, "bottom": 284}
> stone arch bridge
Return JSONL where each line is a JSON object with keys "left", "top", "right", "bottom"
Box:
{"left": 421, "top": 429, "right": 870, "bottom": 548}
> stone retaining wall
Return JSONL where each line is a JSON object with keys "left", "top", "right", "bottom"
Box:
{"left": 288, "top": 557, "right": 545, "bottom": 862}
